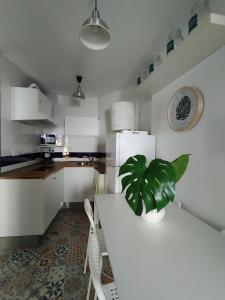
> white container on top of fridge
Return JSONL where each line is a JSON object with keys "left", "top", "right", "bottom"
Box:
{"left": 106, "top": 131, "right": 155, "bottom": 193}
{"left": 110, "top": 101, "right": 136, "bottom": 131}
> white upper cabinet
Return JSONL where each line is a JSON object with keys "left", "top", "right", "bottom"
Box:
{"left": 65, "top": 116, "right": 99, "bottom": 136}
{"left": 11, "top": 87, "right": 55, "bottom": 125}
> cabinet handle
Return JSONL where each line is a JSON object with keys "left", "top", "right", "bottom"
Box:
{"left": 51, "top": 177, "right": 57, "bottom": 179}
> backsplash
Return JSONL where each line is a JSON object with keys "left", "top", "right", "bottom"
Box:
{"left": 52, "top": 152, "right": 106, "bottom": 159}
{"left": 0, "top": 152, "right": 106, "bottom": 168}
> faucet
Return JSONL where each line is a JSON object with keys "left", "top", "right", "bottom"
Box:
{"left": 88, "top": 156, "right": 95, "bottom": 162}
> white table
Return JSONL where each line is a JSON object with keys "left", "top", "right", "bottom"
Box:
{"left": 95, "top": 194, "right": 225, "bottom": 300}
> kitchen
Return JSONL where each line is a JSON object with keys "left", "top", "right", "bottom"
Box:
{"left": 1, "top": 0, "right": 225, "bottom": 299}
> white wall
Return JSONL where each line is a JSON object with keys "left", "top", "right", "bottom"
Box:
{"left": 138, "top": 99, "right": 152, "bottom": 132}
{"left": 0, "top": 57, "right": 39, "bottom": 156}
{"left": 98, "top": 86, "right": 145, "bottom": 152}
{"left": 44, "top": 94, "right": 99, "bottom": 152}
{"left": 151, "top": 45, "right": 225, "bottom": 230}
{"left": 136, "top": 0, "right": 225, "bottom": 135}
{"left": 47, "top": 86, "right": 149, "bottom": 153}
{"left": 211, "top": 0, "right": 225, "bottom": 15}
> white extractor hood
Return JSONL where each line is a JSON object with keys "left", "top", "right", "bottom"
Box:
{"left": 11, "top": 87, "right": 55, "bottom": 126}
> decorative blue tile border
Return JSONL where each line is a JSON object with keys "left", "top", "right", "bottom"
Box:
{"left": 52, "top": 152, "right": 106, "bottom": 158}
{"left": 0, "top": 152, "right": 106, "bottom": 168}
{"left": 0, "top": 153, "right": 41, "bottom": 168}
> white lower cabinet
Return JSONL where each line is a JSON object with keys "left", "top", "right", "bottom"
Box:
{"left": 0, "top": 169, "right": 64, "bottom": 237}
{"left": 44, "top": 169, "right": 64, "bottom": 229}
{"left": 64, "top": 167, "right": 94, "bottom": 203}
{"left": 0, "top": 166, "right": 95, "bottom": 238}
{"left": 0, "top": 179, "right": 44, "bottom": 237}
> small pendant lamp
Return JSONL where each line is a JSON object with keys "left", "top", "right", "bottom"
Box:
{"left": 80, "top": 0, "right": 111, "bottom": 50}
{"left": 72, "top": 76, "right": 85, "bottom": 100}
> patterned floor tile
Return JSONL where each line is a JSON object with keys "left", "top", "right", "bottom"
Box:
{"left": 40, "top": 279, "right": 65, "bottom": 299}
{"left": 0, "top": 203, "right": 113, "bottom": 299}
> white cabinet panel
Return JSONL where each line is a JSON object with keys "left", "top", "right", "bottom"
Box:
{"left": 64, "top": 167, "right": 94, "bottom": 202}
{"left": 44, "top": 175, "right": 57, "bottom": 229}
{"left": 94, "top": 169, "right": 106, "bottom": 195}
{"left": 0, "top": 179, "right": 44, "bottom": 236}
{"left": 65, "top": 117, "right": 98, "bottom": 136}
{"left": 44, "top": 169, "right": 64, "bottom": 229}
{"left": 38, "top": 90, "right": 52, "bottom": 119}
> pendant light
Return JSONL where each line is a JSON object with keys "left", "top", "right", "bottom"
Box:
{"left": 80, "top": 0, "right": 111, "bottom": 50}
{"left": 72, "top": 76, "right": 85, "bottom": 100}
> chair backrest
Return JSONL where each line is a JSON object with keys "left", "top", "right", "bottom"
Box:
{"left": 84, "top": 198, "right": 96, "bottom": 233}
{"left": 88, "top": 232, "right": 106, "bottom": 300}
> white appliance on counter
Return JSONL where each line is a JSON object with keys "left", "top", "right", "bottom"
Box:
{"left": 106, "top": 131, "right": 155, "bottom": 193}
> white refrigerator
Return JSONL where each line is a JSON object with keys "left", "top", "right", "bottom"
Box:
{"left": 106, "top": 131, "right": 155, "bottom": 193}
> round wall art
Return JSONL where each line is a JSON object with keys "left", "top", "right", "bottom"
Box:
{"left": 167, "top": 87, "right": 204, "bottom": 131}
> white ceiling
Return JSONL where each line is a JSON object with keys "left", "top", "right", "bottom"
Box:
{"left": 0, "top": 0, "right": 196, "bottom": 97}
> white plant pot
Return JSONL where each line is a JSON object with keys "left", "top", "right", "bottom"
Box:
{"left": 141, "top": 208, "right": 165, "bottom": 223}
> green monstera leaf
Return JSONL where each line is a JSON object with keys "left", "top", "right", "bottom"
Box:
{"left": 119, "top": 155, "right": 177, "bottom": 216}
{"left": 143, "top": 159, "right": 176, "bottom": 212}
{"left": 119, "top": 154, "right": 190, "bottom": 216}
{"left": 171, "top": 154, "right": 190, "bottom": 183}
{"left": 119, "top": 155, "right": 147, "bottom": 215}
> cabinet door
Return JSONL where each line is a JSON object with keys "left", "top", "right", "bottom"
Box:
{"left": 44, "top": 170, "right": 64, "bottom": 229}
{"left": 11, "top": 87, "right": 53, "bottom": 121}
{"left": 11, "top": 87, "right": 39, "bottom": 120}
{"left": 44, "top": 174, "right": 56, "bottom": 228}
{"left": 38, "top": 90, "right": 52, "bottom": 119}
{"left": 64, "top": 167, "right": 94, "bottom": 203}
{"left": 0, "top": 179, "right": 44, "bottom": 236}
{"left": 55, "top": 169, "right": 64, "bottom": 209}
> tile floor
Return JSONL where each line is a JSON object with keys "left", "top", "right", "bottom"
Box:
{"left": 0, "top": 203, "right": 112, "bottom": 299}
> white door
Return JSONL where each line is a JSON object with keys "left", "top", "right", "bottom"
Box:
{"left": 64, "top": 167, "right": 94, "bottom": 203}
{"left": 119, "top": 133, "right": 155, "bottom": 165}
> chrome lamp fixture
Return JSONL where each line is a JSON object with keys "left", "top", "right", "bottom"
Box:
{"left": 72, "top": 76, "right": 85, "bottom": 100}
{"left": 80, "top": 0, "right": 111, "bottom": 50}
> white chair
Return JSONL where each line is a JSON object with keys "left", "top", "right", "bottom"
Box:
{"left": 86, "top": 232, "right": 119, "bottom": 300}
{"left": 84, "top": 198, "right": 108, "bottom": 274}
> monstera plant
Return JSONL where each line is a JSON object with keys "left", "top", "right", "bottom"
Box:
{"left": 119, "top": 154, "right": 190, "bottom": 217}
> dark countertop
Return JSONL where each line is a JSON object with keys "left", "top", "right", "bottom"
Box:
{"left": 0, "top": 161, "right": 106, "bottom": 179}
